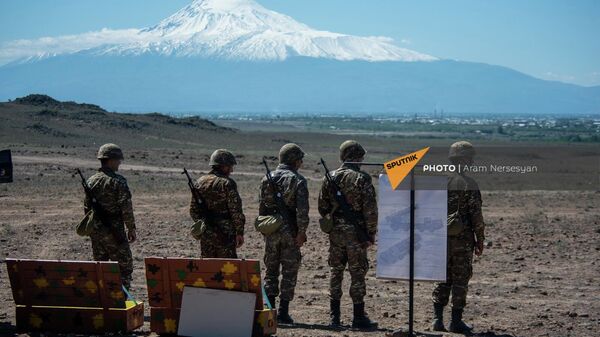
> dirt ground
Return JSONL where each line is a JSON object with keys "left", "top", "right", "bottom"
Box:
{"left": 0, "top": 147, "right": 599, "bottom": 337}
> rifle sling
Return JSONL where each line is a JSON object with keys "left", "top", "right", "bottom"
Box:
{"left": 330, "top": 172, "right": 370, "bottom": 239}
{"left": 263, "top": 171, "right": 299, "bottom": 235}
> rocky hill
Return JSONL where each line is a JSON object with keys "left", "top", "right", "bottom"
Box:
{"left": 0, "top": 94, "right": 234, "bottom": 147}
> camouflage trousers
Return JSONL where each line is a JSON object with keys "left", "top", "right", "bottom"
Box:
{"left": 432, "top": 232, "right": 475, "bottom": 310}
{"left": 200, "top": 230, "right": 237, "bottom": 258}
{"left": 328, "top": 229, "right": 369, "bottom": 304}
{"left": 90, "top": 229, "right": 133, "bottom": 289}
{"left": 263, "top": 231, "right": 302, "bottom": 302}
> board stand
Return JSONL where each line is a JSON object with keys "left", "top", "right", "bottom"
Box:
{"left": 408, "top": 168, "right": 416, "bottom": 336}
{"left": 344, "top": 161, "right": 422, "bottom": 337}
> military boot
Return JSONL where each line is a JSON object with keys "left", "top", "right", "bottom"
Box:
{"left": 432, "top": 302, "right": 446, "bottom": 331}
{"left": 277, "top": 300, "right": 294, "bottom": 324}
{"left": 330, "top": 299, "right": 341, "bottom": 327}
{"left": 448, "top": 308, "right": 473, "bottom": 333}
{"left": 351, "top": 303, "right": 378, "bottom": 329}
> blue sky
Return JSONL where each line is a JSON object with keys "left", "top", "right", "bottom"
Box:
{"left": 1, "top": 0, "right": 598, "bottom": 86}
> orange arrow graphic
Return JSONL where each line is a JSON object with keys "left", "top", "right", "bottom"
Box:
{"left": 384, "top": 147, "right": 430, "bottom": 189}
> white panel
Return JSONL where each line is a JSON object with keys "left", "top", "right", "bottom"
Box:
{"left": 178, "top": 286, "right": 256, "bottom": 337}
{"left": 376, "top": 174, "right": 447, "bottom": 281}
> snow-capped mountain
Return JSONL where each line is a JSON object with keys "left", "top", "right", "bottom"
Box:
{"left": 0, "top": 0, "right": 598, "bottom": 114}
{"left": 94, "top": 0, "right": 436, "bottom": 61}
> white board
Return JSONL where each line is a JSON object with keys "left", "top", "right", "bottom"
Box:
{"left": 376, "top": 174, "right": 447, "bottom": 281}
{"left": 178, "top": 286, "right": 256, "bottom": 337}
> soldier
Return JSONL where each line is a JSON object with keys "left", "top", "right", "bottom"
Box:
{"left": 318, "top": 140, "right": 378, "bottom": 329}
{"left": 190, "top": 149, "right": 245, "bottom": 258}
{"left": 259, "top": 143, "right": 309, "bottom": 324}
{"left": 85, "top": 143, "right": 136, "bottom": 289}
{"left": 431, "top": 141, "right": 485, "bottom": 333}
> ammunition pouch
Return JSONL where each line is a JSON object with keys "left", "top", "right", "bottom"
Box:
{"left": 254, "top": 214, "right": 283, "bottom": 235}
{"left": 191, "top": 218, "right": 207, "bottom": 240}
{"left": 319, "top": 206, "right": 337, "bottom": 234}
{"left": 319, "top": 214, "right": 334, "bottom": 234}
{"left": 191, "top": 211, "right": 232, "bottom": 240}
{"left": 447, "top": 211, "right": 471, "bottom": 237}
{"left": 447, "top": 178, "right": 475, "bottom": 238}
{"left": 261, "top": 207, "right": 297, "bottom": 236}
{"left": 76, "top": 209, "right": 100, "bottom": 237}
{"left": 79, "top": 211, "right": 127, "bottom": 243}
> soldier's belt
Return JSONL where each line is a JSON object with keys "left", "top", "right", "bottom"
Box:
{"left": 204, "top": 211, "right": 231, "bottom": 222}
{"left": 332, "top": 209, "right": 364, "bottom": 221}
{"left": 101, "top": 217, "right": 125, "bottom": 227}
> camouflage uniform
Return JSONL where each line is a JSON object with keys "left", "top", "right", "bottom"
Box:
{"left": 259, "top": 164, "right": 309, "bottom": 302}
{"left": 85, "top": 167, "right": 135, "bottom": 289}
{"left": 432, "top": 172, "right": 485, "bottom": 309}
{"left": 190, "top": 170, "right": 245, "bottom": 258}
{"left": 318, "top": 163, "right": 378, "bottom": 304}
{"left": 431, "top": 141, "right": 485, "bottom": 333}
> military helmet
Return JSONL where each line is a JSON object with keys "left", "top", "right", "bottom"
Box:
{"left": 209, "top": 149, "right": 237, "bottom": 166}
{"left": 448, "top": 141, "right": 476, "bottom": 159}
{"left": 339, "top": 140, "right": 366, "bottom": 161}
{"left": 97, "top": 143, "right": 124, "bottom": 160}
{"left": 279, "top": 143, "right": 305, "bottom": 164}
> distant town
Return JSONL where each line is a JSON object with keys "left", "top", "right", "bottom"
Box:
{"left": 207, "top": 112, "right": 600, "bottom": 142}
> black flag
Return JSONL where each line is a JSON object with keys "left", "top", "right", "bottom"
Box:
{"left": 0, "top": 150, "right": 13, "bottom": 183}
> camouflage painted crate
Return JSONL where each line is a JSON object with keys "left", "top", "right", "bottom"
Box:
{"left": 145, "top": 257, "right": 277, "bottom": 336}
{"left": 6, "top": 258, "right": 144, "bottom": 333}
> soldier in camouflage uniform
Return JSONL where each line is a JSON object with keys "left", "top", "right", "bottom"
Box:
{"left": 318, "top": 140, "right": 378, "bottom": 329}
{"left": 259, "top": 143, "right": 309, "bottom": 324}
{"left": 431, "top": 141, "right": 485, "bottom": 333}
{"left": 190, "top": 149, "right": 245, "bottom": 258}
{"left": 85, "top": 143, "right": 137, "bottom": 289}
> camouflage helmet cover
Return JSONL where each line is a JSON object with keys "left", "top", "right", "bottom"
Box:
{"left": 97, "top": 143, "right": 124, "bottom": 160}
{"left": 448, "top": 141, "right": 476, "bottom": 159}
{"left": 279, "top": 143, "right": 305, "bottom": 164}
{"left": 339, "top": 140, "right": 366, "bottom": 161}
{"left": 209, "top": 149, "right": 237, "bottom": 166}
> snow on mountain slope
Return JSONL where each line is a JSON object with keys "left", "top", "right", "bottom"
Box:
{"left": 91, "top": 0, "right": 437, "bottom": 61}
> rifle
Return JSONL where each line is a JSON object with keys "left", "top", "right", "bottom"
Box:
{"left": 183, "top": 168, "right": 232, "bottom": 242}
{"left": 183, "top": 168, "right": 206, "bottom": 215}
{"left": 261, "top": 158, "right": 297, "bottom": 236}
{"left": 77, "top": 169, "right": 125, "bottom": 243}
{"left": 319, "top": 158, "right": 372, "bottom": 244}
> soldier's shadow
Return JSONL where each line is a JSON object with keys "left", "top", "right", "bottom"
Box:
{"left": 467, "top": 333, "right": 515, "bottom": 337}
{"left": 279, "top": 321, "right": 389, "bottom": 333}
{"left": 405, "top": 331, "right": 515, "bottom": 337}
{"left": 277, "top": 322, "right": 345, "bottom": 332}
{"left": 0, "top": 322, "right": 15, "bottom": 336}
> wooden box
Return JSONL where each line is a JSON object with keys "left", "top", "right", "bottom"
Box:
{"left": 145, "top": 257, "right": 277, "bottom": 336}
{"left": 6, "top": 258, "right": 144, "bottom": 333}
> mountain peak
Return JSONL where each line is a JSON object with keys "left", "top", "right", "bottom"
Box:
{"left": 190, "top": 0, "right": 259, "bottom": 11}
{"left": 143, "top": 0, "right": 309, "bottom": 38}
{"left": 100, "top": 0, "right": 436, "bottom": 62}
